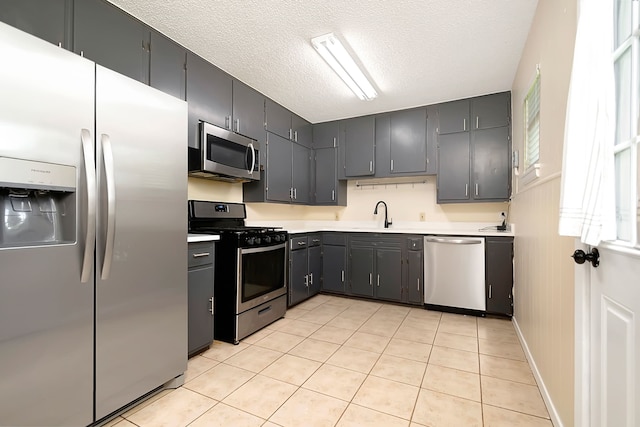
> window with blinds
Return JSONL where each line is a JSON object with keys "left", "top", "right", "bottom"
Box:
{"left": 524, "top": 74, "right": 540, "bottom": 170}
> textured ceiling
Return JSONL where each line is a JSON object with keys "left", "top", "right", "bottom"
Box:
{"left": 107, "top": 0, "right": 539, "bottom": 123}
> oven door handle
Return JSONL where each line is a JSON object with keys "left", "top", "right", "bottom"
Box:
{"left": 240, "top": 242, "right": 287, "bottom": 255}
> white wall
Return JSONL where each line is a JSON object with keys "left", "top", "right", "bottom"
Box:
{"left": 510, "top": 0, "right": 578, "bottom": 425}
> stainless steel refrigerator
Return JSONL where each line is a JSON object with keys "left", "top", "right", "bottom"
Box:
{"left": 0, "top": 23, "right": 188, "bottom": 426}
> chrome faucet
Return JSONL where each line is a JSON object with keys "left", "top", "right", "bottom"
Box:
{"left": 373, "top": 200, "right": 392, "bottom": 228}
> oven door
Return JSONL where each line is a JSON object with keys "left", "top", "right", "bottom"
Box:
{"left": 237, "top": 242, "right": 287, "bottom": 313}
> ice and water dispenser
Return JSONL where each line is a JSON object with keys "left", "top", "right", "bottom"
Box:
{"left": 0, "top": 157, "right": 76, "bottom": 248}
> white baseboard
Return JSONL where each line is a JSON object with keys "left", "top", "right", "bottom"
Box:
{"left": 512, "top": 316, "right": 563, "bottom": 427}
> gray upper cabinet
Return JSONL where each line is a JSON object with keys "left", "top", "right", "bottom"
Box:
{"left": 74, "top": 0, "right": 149, "bottom": 84}
{"left": 314, "top": 148, "right": 346, "bottom": 205}
{"left": 265, "top": 132, "right": 293, "bottom": 203}
{"left": 232, "top": 80, "right": 265, "bottom": 143}
{"left": 471, "top": 92, "right": 510, "bottom": 130}
{"left": 313, "top": 121, "right": 340, "bottom": 149}
{"left": 292, "top": 143, "right": 311, "bottom": 204}
{"left": 185, "top": 52, "right": 233, "bottom": 148}
{"left": 473, "top": 127, "right": 510, "bottom": 200}
{"left": 390, "top": 108, "right": 427, "bottom": 174}
{"left": 292, "top": 114, "right": 312, "bottom": 148}
{"left": 374, "top": 113, "right": 391, "bottom": 178}
{"left": 437, "top": 99, "right": 469, "bottom": 134}
{"left": 0, "top": 0, "right": 68, "bottom": 48}
{"left": 344, "top": 115, "right": 375, "bottom": 177}
{"left": 425, "top": 105, "right": 438, "bottom": 174}
{"left": 265, "top": 99, "right": 292, "bottom": 139}
{"left": 437, "top": 132, "right": 471, "bottom": 201}
{"left": 149, "top": 30, "right": 186, "bottom": 100}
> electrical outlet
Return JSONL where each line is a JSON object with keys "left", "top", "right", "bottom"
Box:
{"left": 334, "top": 212, "right": 340, "bottom": 221}
{"left": 419, "top": 212, "right": 426, "bottom": 221}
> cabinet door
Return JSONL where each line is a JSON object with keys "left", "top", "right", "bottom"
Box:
{"left": 313, "top": 121, "right": 339, "bottom": 149}
{"left": 289, "top": 248, "right": 309, "bottom": 306}
{"left": 308, "top": 245, "right": 322, "bottom": 296}
{"left": 265, "top": 99, "right": 292, "bottom": 139}
{"left": 485, "top": 238, "right": 513, "bottom": 315}
{"left": 322, "top": 245, "right": 346, "bottom": 293}
{"left": 374, "top": 113, "right": 392, "bottom": 178}
{"left": 437, "top": 99, "right": 469, "bottom": 134}
{"left": 292, "top": 114, "right": 312, "bottom": 147}
{"left": 437, "top": 132, "right": 470, "bottom": 202}
{"left": 232, "top": 80, "right": 265, "bottom": 142}
{"left": 375, "top": 248, "right": 402, "bottom": 302}
{"left": 188, "top": 266, "right": 214, "bottom": 355}
{"left": 390, "top": 108, "right": 427, "bottom": 174}
{"left": 149, "top": 30, "right": 186, "bottom": 100}
{"left": 472, "top": 92, "right": 510, "bottom": 130}
{"left": 407, "top": 250, "right": 423, "bottom": 304}
{"left": 344, "top": 116, "right": 375, "bottom": 177}
{"left": 0, "top": 0, "right": 67, "bottom": 48}
{"left": 185, "top": 52, "right": 232, "bottom": 139}
{"left": 350, "top": 246, "right": 374, "bottom": 297}
{"left": 426, "top": 105, "right": 438, "bottom": 174}
{"left": 292, "top": 142, "right": 310, "bottom": 204}
{"left": 472, "top": 127, "right": 510, "bottom": 200}
{"left": 74, "top": 0, "right": 149, "bottom": 83}
{"left": 266, "top": 133, "right": 293, "bottom": 202}
{"left": 314, "top": 148, "right": 337, "bottom": 204}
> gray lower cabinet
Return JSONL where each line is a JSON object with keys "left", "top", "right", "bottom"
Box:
{"left": 485, "top": 237, "right": 514, "bottom": 316}
{"left": 187, "top": 242, "right": 215, "bottom": 356}
{"left": 349, "top": 235, "right": 403, "bottom": 302}
{"left": 0, "top": 0, "right": 68, "bottom": 48}
{"left": 74, "top": 0, "right": 149, "bottom": 84}
{"left": 149, "top": 29, "right": 186, "bottom": 100}
{"left": 289, "top": 234, "right": 322, "bottom": 306}
{"left": 344, "top": 115, "right": 375, "bottom": 177}
{"left": 185, "top": 51, "right": 233, "bottom": 148}
{"left": 321, "top": 233, "right": 347, "bottom": 294}
{"left": 406, "top": 236, "right": 424, "bottom": 305}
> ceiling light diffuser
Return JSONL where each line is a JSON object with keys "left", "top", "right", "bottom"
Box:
{"left": 311, "top": 33, "right": 378, "bottom": 101}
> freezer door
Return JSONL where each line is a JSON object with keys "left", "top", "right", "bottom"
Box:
{"left": 94, "top": 66, "right": 188, "bottom": 420}
{"left": 0, "top": 24, "right": 95, "bottom": 426}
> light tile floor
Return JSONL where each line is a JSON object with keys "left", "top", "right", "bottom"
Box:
{"left": 104, "top": 294, "right": 552, "bottom": 427}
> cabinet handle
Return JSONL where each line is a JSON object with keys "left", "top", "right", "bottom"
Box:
{"left": 209, "top": 297, "right": 214, "bottom": 314}
{"left": 225, "top": 115, "right": 231, "bottom": 130}
{"left": 304, "top": 274, "right": 309, "bottom": 287}
{"left": 463, "top": 118, "right": 467, "bottom": 131}
{"left": 369, "top": 160, "right": 373, "bottom": 172}
{"left": 391, "top": 159, "right": 394, "bottom": 171}
{"left": 489, "top": 284, "right": 492, "bottom": 299}
{"left": 297, "top": 241, "right": 306, "bottom": 246}
{"left": 294, "top": 130, "right": 298, "bottom": 142}
{"left": 312, "top": 239, "right": 321, "bottom": 243}
{"left": 192, "top": 252, "right": 210, "bottom": 258}
{"left": 417, "top": 278, "right": 420, "bottom": 291}
{"left": 465, "top": 184, "right": 468, "bottom": 197}
{"left": 341, "top": 270, "right": 345, "bottom": 282}
{"left": 369, "top": 273, "right": 372, "bottom": 286}
{"left": 476, "top": 116, "right": 479, "bottom": 129}
{"left": 290, "top": 187, "right": 294, "bottom": 199}
{"left": 309, "top": 273, "right": 313, "bottom": 286}
{"left": 235, "top": 118, "right": 240, "bottom": 133}
{"left": 377, "top": 274, "right": 380, "bottom": 287}
{"left": 333, "top": 137, "right": 337, "bottom": 148}
{"left": 332, "top": 189, "right": 335, "bottom": 201}
{"left": 475, "top": 183, "right": 479, "bottom": 196}
{"left": 294, "top": 188, "right": 297, "bottom": 199}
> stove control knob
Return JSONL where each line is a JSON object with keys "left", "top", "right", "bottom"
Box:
{"left": 246, "top": 237, "right": 255, "bottom": 245}
{"left": 255, "top": 237, "right": 261, "bottom": 245}
{"left": 273, "top": 234, "right": 280, "bottom": 242}
{"left": 264, "top": 236, "right": 271, "bottom": 244}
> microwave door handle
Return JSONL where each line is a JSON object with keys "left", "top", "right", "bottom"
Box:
{"left": 101, "top": 133, "right": 116, "bottom": 281}
{"left": 80, "top": 129, "right": 96, "bottom": 283}
{"left": 248, "top": 142, "right": 256, "bottom": 175}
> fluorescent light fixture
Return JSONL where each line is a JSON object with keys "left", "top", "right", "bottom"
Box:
{"left": 311, "top": 33, "right": 378, "bottom": 101}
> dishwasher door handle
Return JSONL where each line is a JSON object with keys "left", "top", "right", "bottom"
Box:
{"left": 426, "top": 237, "right": 483, "bottom": 245}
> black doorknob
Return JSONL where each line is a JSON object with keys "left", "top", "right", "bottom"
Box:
{"left": 571, "top": 248, "right": 600, "bottom": 268}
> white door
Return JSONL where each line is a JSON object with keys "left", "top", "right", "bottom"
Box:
{"left": 577, "top": 245, "right": 640, "bottom": 427}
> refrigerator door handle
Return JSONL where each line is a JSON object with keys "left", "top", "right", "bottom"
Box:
{"left": 80, "top": 129, "right": 96, "bottom": 283}
{"left": 101, "top": 133, "right": 116, "bottom": 281}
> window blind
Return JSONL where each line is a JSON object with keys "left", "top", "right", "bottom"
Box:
{"left": 524, "top": 74, "right": 541, "bottom": 169}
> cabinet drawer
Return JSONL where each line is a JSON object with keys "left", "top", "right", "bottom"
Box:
{"left": 407, "top": 237, "right": 423, "bottom": 250}
{"left": 308, "top": 234, "right": 322, "bottom": 247}
{"left": 188, "top": 242, "right": 214, "bottom": 268}
{"left": 323, "top": 232, "right": 346, "bottom": 246}
{"left": 290, "top": 235, "right": 308, "bottom": 250}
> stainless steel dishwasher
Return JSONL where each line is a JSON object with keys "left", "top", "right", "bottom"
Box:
{"left": 424, "top": 236, "right": 486, "bottom": 312}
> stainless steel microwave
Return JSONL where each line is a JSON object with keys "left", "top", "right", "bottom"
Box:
{"left": 188, "top": 121, "right": 260, "bottom": 182}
